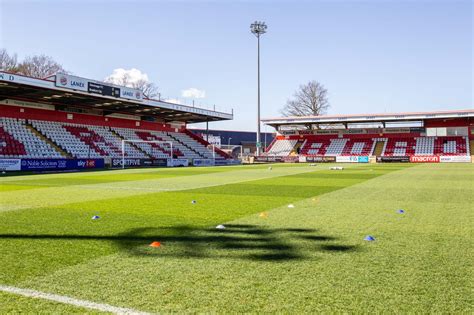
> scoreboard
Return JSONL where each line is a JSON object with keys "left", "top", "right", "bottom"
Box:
{"left": 87, "top": 82, "right": 121, "bottom": 98}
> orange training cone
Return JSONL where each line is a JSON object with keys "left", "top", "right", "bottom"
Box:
{"left": 149, "top": 241, "right": 162, "bottom": 248}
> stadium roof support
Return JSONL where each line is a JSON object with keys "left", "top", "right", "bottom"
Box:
{"left": 262, "top": 109, "right": 474, "bottom": 129}
{"left": 0, "top": 72, "right": 233, "bottom": 123}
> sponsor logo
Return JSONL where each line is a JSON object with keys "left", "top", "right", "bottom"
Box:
{"left": 59, "top": 76, "right": 68, "bottom": 86}
{"left": 0, "top": 73, "right": 15, "bottom": 82}
{"left": 70, "top": 80, "right": 85, "bottom": 88}
{"left": 410, "top": 156, "right": 440, "bottom": 163}
{"left": 439, "top": 156, "right": 471, "bottom": 163}
{"left": 377, "top": 156, "right": 410, "bottom": 163}
{"left": 0, "top": 159, "right": 21, "bottom": 171}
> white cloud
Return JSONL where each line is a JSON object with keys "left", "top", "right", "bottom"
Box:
{"left": 182, "top": 87, "right": 206, "bottom": 99}
{"left": 104, "top": 68, "right": 150, "bottom": 87}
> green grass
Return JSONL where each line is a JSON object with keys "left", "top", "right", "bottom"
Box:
{"left": 0, "top": 163, "right": 472, "bottom": 313}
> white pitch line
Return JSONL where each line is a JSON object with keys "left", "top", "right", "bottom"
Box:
{"left": 0, "top": 285, "right": 152, "bottom": 315}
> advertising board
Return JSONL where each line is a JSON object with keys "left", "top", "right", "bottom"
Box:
{"left": 21, "top": 159, "right": 104, "bottom": 171}
{"left": 193, "top": 159, "right": 215, "bottom": 167}
{"left": 0, "top": 159, "right": 21, "bottom": 171}
{"left": 167, "top": 158, "right": 189, "bottom": 167}
{"left": 305, "top": 156, "right": 336, "bottom": 163}
{"left": 439, "top": 156, "right": 471, "bottom": 163}
{"left": 111, "top": 158, "right": 168, "bottom": 168}
{"left": 376, "top": 156, "right": 410, "bottom": 163}
{"left": 410, "top": 156, "right": 440, "bottom": 163}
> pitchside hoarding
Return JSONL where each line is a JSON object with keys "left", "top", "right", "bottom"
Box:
{"left": 193, "top": 159, "right": 215, "bottom": 167}
{"left": 377, "top": 156, "right": 410, "bottom": 163}
{"left": 410, "top": 156, "right": 440, "bottom": 163}
{"left": 335, "top": 156, "right": 369, "bottom": 163}
{"left": 439, "top": 156, "right": 471, "bottom": 163}
{"left": 111, "top": 158, "right": 168, "bottom": 168}
{"left": 20, "top": 159, "right": 104, "bottom": 171}
{"left": 0, "top": 159, "right": 21, "bottom": 171}
{"left": 305, "top": 156, "right": 336, "bottom": 163}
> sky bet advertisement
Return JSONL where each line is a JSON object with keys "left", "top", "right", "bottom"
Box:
{"left": 55, "top": 74, "right": 142, "bottom": 101}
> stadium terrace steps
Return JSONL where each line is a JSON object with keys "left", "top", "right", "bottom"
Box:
{"left": 26, "top": 124, "right": 70, "bottom": 158}
{"left": 372, "top": 140, "right": 386, "bottom": 156}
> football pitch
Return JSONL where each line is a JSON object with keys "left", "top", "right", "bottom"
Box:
{"left": 0, "top": 163, "right": 472, "bottom": 313}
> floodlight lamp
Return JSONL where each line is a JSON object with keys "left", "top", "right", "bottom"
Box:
{"left": 250, "top": 21, "right": 267, "bottom": 36}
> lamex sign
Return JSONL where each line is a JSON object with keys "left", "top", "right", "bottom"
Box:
{"left": 55, "top": 74, "right": 88, "bottom": 92}
{"left": 21, "top": 159, "right": 104, "bottom": 171}
{"left": 121, "top": 87, "right": 143, "bottom": 101}
{"left": 0, "top": 159, "right": 21, "bottom": 171}
{"left": 410, "top": 156, "right": 440, "bottom": 163}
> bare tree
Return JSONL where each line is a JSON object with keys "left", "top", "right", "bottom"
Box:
{"left": 0, "top": 49, "right": 18, "bottom": 72}
{"left": 16, "top": 55, "right": 67, "bottom": 78}
{"left": 281, "top": 81, "right": 330, "bottom": 116}
{"left": 128, "top": 79, "right": 159, "bottom": 99}
{"left": 104, "top": 73, "right": 159, "bottom": 99}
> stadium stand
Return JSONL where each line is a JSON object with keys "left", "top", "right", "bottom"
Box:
{"left": 266, "top": 138, "right": 297, "bottom": 156}
{"left": 0, "top": 117, "right": 62, "bottom": 158}
{"left": 0, "top": 105, "right": 226, "bottom": 161}
{"left": 265, "top": 134, "right": 471, "bottom": 157}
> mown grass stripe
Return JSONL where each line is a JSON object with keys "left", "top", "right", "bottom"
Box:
{"left": 0, "top": 285, "right": 151, "bottom": 315}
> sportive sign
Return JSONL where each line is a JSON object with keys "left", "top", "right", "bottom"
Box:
{"left": 410, "top": 156, "right": 440, "bottom": 163}
{"left": 111, "top": 158, "right": 167, "bottom": 167}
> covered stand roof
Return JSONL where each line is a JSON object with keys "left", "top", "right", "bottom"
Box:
{"left": 262, "top": 109, "right": 474, "bottom": 127}
{"left": 0, "top": 72, "right": 233, "bottom": 123}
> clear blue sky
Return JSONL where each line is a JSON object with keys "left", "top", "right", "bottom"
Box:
{"left": 1, "top": 0, "right": 472, "bottom": 131}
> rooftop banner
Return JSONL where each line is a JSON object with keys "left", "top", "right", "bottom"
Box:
{"left": 55, "top": 74, "right": 88, "bottom": 92}
{"left": 55, "top": 74, "right": 142, "bottom": 101}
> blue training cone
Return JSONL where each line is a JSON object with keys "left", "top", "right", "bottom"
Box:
{"left": 397, "top": 209, "right": 405, "bottom": 214}
{"left": 92, "top": 215, "right": 100, "bottom": 220}
{"left": 364, "top": 235, "right": 375, "bottom": 241}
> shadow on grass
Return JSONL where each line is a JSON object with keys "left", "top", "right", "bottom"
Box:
{"left": 0, "top": 224, "right": 359, "bottom": 262}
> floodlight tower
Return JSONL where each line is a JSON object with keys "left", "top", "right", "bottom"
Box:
{"left": 250, "top": 21, "right": 267, "bottom": 156}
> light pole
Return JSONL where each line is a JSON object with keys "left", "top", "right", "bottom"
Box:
{"left": 250, "top": 21, "right": 267, "bottom": 156}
